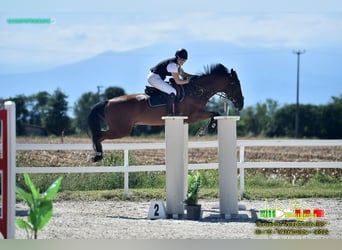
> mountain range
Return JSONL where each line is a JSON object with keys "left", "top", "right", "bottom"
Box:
{"left": 1, "top": 42, "right": 341, "bottom": 113}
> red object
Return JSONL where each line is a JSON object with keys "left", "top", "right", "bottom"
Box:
{"left": 295, "top": 209, "right": 301, "bottom": 216}
{"left": 313, "top": 209, "right": 325, "bottom": 218}
{"left": 0, "top": 109, "right": 8, "bottom": 238}
{"left": 303, "top": 209, "right": 311, "bottom": 215}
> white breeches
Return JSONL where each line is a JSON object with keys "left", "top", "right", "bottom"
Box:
{"left": 147, "top": 71, "right": 176, "bottom": 95}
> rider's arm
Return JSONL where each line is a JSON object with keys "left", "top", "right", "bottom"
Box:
{"left": 171, "top": 72, "right": 189, "bottom": 85}
{"left": 167, "top": 62, "right": 189, "bottom": 85}
{"left": 179, "top": 67, "right": 194, "bottom": 79}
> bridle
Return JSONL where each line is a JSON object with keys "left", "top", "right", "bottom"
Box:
{"left": 190, "top": 73, "right": 237, "bottom": 101}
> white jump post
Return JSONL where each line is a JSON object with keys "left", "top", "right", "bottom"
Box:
{"left": 215, "top": 116, "right": 240, "bottom": 218}
{"left": 162, "top": 116, "right": 188, "bottom": 218}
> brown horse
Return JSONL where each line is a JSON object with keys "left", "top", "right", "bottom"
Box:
{"left": 88, "top": 63, "right": 244, "bottom": 162}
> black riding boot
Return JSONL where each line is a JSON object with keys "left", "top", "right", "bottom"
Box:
{"left": 167, "top": 93, "right": 179, "bottom": 116}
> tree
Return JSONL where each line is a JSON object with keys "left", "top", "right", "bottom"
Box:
{"left": 11, "top": 95, "right": 30, "bottom": 135}
{"left": 240, "top": 99, "right": 278, "bottom": 137}
{"left": 103, "top": 86, "right": 125, "bottom": 99}
{"left": 262, "top": 98, "right": 342, "bottom": 139}
{"left": 73, "top": 92, "right": 99, "bottom": 134}
{"left": 321, "top": 95, "right": 342, "bottom": 138}
{"left": 28, "top": 91, "right": 50, "bottom": 126}
{"left": 73, "top": 87, "right": 126, "bottom": 134}
{"left": 44, "top": 89, "right": 72, "bottom": 135}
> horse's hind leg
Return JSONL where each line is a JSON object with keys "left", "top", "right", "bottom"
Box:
{"left": 91, "top": 124, "right": 133, "bottom": 162}
{"left": 91, "top": 133, "right": 104, "bottom": 162}
{"left": 90, "top": 123, "right": 133, "bottom": 162}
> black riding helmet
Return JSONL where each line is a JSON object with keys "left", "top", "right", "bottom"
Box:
{"left": 175, "top": 48, "right": 188, "bottom": 60}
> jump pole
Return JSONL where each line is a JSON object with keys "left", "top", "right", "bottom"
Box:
{"left": 162, "top": 116, "right": 188, "bottom": 218}
{"left": 214, "top": 116, "right": 240, "bottom": 218}
{"left": 0, "top": 101, "right": 16, "bottom": 239}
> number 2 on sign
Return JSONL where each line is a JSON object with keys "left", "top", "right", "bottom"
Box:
{"left": 154, "top": 204, "right": 160, "bottom": 216}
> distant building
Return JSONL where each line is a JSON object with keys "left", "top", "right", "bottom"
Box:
{"left": 23, "top": 123, "right": 47, "bottom": 136}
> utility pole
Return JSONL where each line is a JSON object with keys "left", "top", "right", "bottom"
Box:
{"left": 97, "top": 85, "right": 103, "bottom": 102}
{"left": 293, "top": 50, "right": 305, "bottom": 138}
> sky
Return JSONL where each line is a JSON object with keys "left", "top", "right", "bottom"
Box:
{"left": 1, "top": 0, "right": 342, "bottom": 108}
{"left": 1, "top": 0, "right": 342, "bottom": 66}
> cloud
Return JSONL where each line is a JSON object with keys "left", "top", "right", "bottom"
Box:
{"left": 1, "top": 12, "right": 342, "bottom": 65}
{"left": 179, "top": 12, "right": 342, "bottom": 48}
{"left": 0, "top": 16, "right": 180, "bottom": 64}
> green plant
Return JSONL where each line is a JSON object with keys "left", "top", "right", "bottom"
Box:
{"left": 16, "top": 173, "right": 63, "bottom": 239}
{"left": 184, "top": 172, "right": 202, "bottom": 205}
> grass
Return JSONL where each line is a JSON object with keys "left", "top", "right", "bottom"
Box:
{"left": 35, "top": 171, "right": 340, "bottom": 202}
{"left": 14, "top": 169, "right": 341, "bottom": 202}
{"left": 52, "top": 184, "right": 341, "bottom": 203}
{"left": 242, "top": 186, "right": 342, "bottom": 199}
{"left": 242, "top": 172, "right": 342, "bottom": 199}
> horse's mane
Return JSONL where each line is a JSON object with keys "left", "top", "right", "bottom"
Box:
{"left": 199, "top": 64, "right": 230, "bottom": 77}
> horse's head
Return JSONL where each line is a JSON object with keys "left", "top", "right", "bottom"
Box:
{"left": 191, "top": 64, "right": 244, "bottom": 111}
{"left": 224, "top": 69, "right": 244, "bottom": 111}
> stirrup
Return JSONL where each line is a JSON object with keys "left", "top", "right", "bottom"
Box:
{"left": 167, "top": 106, "right": 181, "bottom": 116}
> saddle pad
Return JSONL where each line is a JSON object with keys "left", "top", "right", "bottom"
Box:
{"left": 147, "top": 94, "right": 168, "bottom": 107}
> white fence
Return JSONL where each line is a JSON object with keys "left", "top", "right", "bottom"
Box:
{"left": 16, "top": 139, "right": 342, "bottom": 196}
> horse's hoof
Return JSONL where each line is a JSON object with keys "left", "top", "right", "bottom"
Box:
{"left": 207, "top": 121, "right": 217, "bottom": 134}
{"left": 91, "top": 155, "right": 103, "bottom": 162}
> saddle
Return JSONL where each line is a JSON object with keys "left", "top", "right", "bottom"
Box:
{"left": 145, "top": 79, "right": 186, "bottom": 107}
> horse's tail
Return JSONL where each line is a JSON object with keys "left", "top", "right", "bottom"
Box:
{"left": 87, "top": 100, "right": 108, "bottom": 145}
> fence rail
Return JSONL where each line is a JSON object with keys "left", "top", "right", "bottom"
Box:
{"left": 15, "top": 139, "right": 342, "bottom": 196}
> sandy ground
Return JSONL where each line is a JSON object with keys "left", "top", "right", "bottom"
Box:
{"left": 13, "top": 198, "right": 341, "bottom": 239}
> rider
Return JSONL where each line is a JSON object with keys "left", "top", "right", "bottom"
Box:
{"left": 147, "top": 48, "right": 193, "bottom": 115}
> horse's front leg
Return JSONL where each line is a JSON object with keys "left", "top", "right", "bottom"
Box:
{"left": 207, "top": 112, "right": 220, "bottom": 134}
{"left": 188, "top": 111, "right": 219, "bottom": 134}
